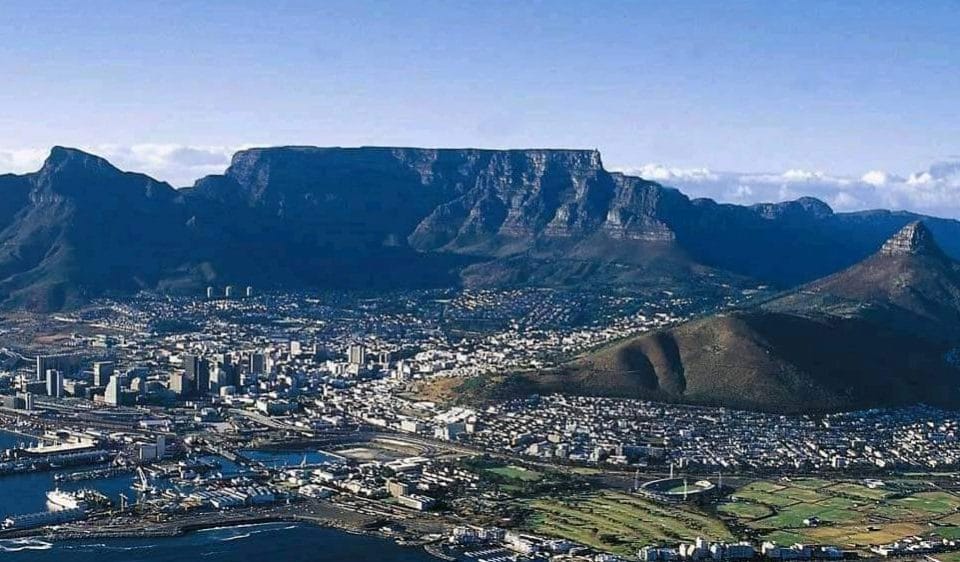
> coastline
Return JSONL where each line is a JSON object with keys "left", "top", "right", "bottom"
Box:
{"left": 0, "top": 505, "right": 451, "bottom": 560}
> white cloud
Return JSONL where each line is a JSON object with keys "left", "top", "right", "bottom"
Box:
{"left": 618, "top": 164, "right": 718, "bottom": 182}
{"left": 861, "top": 170, "right": 890, "bottom": 186}
{"left": 0, "top": 144, "right": 250, "bottom": 186}
{"left": 612, "top": 160, "right": 960, "bottom": 219}
{"left": 0, "top": 148, "right": 49, "bottom": 174}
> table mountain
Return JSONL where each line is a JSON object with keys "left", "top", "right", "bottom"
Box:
{"left": 4, "top": 146, "right": 960, "bottom": 310}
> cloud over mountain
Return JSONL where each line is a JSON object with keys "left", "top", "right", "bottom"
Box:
{"left": 615, "top": 160, "right": 960, "bottom": 219}
{"left": 0, "top": 144, "right": 245, "bottom": 186}
{"left": 3, "top": 146, "right": 960, "bottom": 218}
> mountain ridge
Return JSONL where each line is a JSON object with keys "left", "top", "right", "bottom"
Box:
{"left": 530, "top": 221, "right": 960, "bottom": 413}
{"left": 3, "top": 146, "right": 960, "bottom": 310}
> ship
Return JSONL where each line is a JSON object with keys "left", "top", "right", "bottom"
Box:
{"left": 3, "top": 507, "right": 86, "bottom": 530}
{"left": 45, "top": 489, "right": 90, "bottom": 511}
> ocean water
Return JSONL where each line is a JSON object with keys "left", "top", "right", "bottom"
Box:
{"left": 0, "top": 429, "right": 36, "bottom": 450}
{"left": 0, "top": 522, "right": 439, "bottom": 561}
{"left": 0, "top": 429, "right": 147, "bottom": 516}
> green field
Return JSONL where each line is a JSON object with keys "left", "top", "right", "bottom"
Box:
{"left": 485, "top": 465, "right": 543, "bottom": 482}
{"left": 524, "top": 490, "right": 732, "bottom": 557}
{"left": 888, "top": 492, "right": 960, "bottom": 515}
{"left": 717, "top": 501, "right": 773, "bottom": 520}
{"left": 720, "top": 478, "right": 960, "bottom": 548}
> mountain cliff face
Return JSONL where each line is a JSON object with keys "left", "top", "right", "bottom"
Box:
{"left": 190, "top": 147, "right": 678, "bottom": 251}
{"left": 543, "top": 221, "right": 960, "bottom": 413}
{"left": 3, "top": 145, "right": 960, "bottom": 310}
{"left": 0, "top": 147, "right": 190, "bottom": 310}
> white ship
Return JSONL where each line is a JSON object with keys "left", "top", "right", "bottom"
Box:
{"left": 45, "top": 489, "right": 89, "bottom": 511}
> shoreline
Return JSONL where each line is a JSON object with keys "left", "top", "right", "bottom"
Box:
{"left": 0, "top": 507, "right": 449, "bottom": 560}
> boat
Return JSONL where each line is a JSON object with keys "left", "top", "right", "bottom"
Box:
{"left": 45, "top": 489, "right": 89, "bottom": 511}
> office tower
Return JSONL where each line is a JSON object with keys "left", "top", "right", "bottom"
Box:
{"left": 183, "top": 354, "right": 210, "bottom": 396}
{"left": 225, "top": 285, "right": 235, "bottom": 298}
{"left": 45, "top": 369, "right": 63, "bottom": 398}
{"left": 245, "top": 286, "right": 254, "bottom": 298}
{"left": 104, "top": 374, "right": 122, "bottom": 406}
{"left": 348, "top": 344, "right": 366, "bottom": 365}
{"left": 169, "top": 372, "right": 189, "bottom": 396}
{"left": 36, "top": 354, "right": 80, "bottom": 381}
{"left": 92, "top": 361, "right": 115, "bottom": 387}
{"left": 206, "top": 286, "right": 215, "bottom": 299}
{"left": 249, "top": 352, "right": 266, "bottom": 375}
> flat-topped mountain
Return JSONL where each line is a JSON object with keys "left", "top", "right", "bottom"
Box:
{"left": 541, "top": 222, "right": 960, "bottom": 412}
{"left": 3, "top": 146, "right": 960, "bottom": 310}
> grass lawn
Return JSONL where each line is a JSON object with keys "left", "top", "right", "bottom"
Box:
{"left": 725, "top": 479, "right": 960, "bottom": 549}
{"left": 717, "top": 501, "right": 773, "bottom": 520}
{"left": 524, "top": 491, "right": 732, "bottom": 557}
{"left": 930, "top": 526, "right": 960, "bottom": 540}
{"left": 888, "top": 492, "right": 960, "bottom": 516}
{"left": 485, "top": 465, "right": 543, "bottom": 482}
{"left": 827, "top": 482, "right": 892, "bottom": 501}
{"left": 788, "top": 478, "right": 833, "bottom": 490}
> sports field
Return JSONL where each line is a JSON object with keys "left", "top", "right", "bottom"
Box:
{"left": 523, "top": 490, "right": 733, "bottom": 557}
{"left": 720, "top": 478, "right": 960, "bottom": 547}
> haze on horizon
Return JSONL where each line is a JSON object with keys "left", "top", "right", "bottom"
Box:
{"left": 1, "top": 0, "right": 958, "bottom": 216}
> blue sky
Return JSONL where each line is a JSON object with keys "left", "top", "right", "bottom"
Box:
{"left": 1, "top": 1, "right": 959, "bottom": 214}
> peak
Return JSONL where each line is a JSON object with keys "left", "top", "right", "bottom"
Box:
{"left": 41, "top": 146, "right": 118, "bottom": 176}
{"left": 752, "top": 196, "right": 833, "bottom": 221}
{"left": 879, "top": 221, "right": 942, "bottom": 257}
{"left": 795, "top": 197, "right": 833, "bottom": 215}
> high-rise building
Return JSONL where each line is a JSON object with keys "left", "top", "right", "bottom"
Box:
{"left": 104, "top": 374, "right": 122, "bottom": 406}
{"left": 206, "top": 286, "right": 215, "bottom": 299}
{"left": 45, "top": 369, "right": 63, "bottom": 398}
{"left": 290, "top": 341, "right": 302, "bottom": 356}
{"left": 225, "top": 285, "right": 235, "bottom": 299}
{"left": 183, "top": 354, "right": 210, "bottom": 396}
{"left": 245, "top": 286, "right": 254, "bottom": 298}
{"left": 169, "top": 372, "right": 189, "bottom": 396}
{"left": 348, "top": 344, "right": 366, "bottom": 365}
{"left": 249, "top": 352, "right": 266, "bottom": 375}
{"left": 92, "top": 361, "right": 115, "bottom": 387}
{"left": 36, "top": 354, "right": 80, "bottom": 381}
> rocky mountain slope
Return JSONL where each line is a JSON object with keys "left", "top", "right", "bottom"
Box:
{"left": 541, "top": 222, "right": 960, "bottom": 413}
{"left": 3, "top": 146, "right": 960, "bottom": 310}
{"left": 0, "top": 148, "right": 191, "bottom": 309}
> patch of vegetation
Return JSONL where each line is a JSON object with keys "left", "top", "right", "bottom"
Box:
{"left": 720, "top": 478, "right": 960, "bottom": 548}
{"left": 522, "top": 491, "right": 732, "bottom": 557}
{"left": 485, "top": 465, "right": 543, "bottom": 482}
